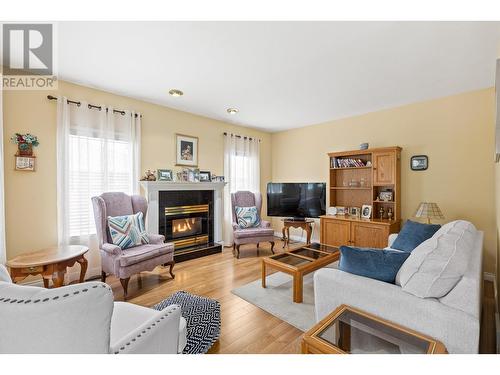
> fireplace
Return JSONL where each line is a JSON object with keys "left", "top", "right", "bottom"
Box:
{"left": 158, "top": 190, "right": 221, "bottom": 262}
{"left": 164, "top": 204, "right": 209, "bottom": 249}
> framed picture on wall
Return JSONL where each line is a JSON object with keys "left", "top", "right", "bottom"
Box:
{"left": 176, "top": 134, "right": 198, "bottom": 167}
{"left": 15, "top": 156, "right": 36, "bottom": 171}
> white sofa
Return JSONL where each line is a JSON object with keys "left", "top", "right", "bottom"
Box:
{"left": 314, "top": 223, "right": 483, "bottom": 354}
{"left": 0, "top": 264, "right": 187, "bottom": 354}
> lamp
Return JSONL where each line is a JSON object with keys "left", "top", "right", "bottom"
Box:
{"left": 414, "top": 202, "right": 444, "bottom": 224}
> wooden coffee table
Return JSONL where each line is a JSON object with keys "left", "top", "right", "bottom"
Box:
{"left": 7, "top": 245, "right": 89, "bottom": 288}
{"left": 302, "top": 304, "right": 447, "bottom": 354}
{"left": 261, "top": 243, "right": 339, "bottom": 303}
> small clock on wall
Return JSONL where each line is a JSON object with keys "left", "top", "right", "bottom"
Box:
{"left": 410, "top": 155, "right": 428, "bottom": 171}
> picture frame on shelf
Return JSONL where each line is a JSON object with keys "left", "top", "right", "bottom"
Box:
{"left": 157, "top": 169, "right": 173, "bottom": 181}
{"left": 185, "top": 168, "right": 200, "bottom": 182}
{"left": 326, "top": 206, "right": 337, "bottom": 216}
{"left": 378, "top": 191, "right": 393, "bottom": 202}
{"left": 212, "top": 175, "right": 225, "bottom": 182}
{"left": 335, "top": 206, "right": 346, "bottom": 215}
{"left": 349, "top": 207, "right": 360, "bottom": 218}
{"left": 361, "top": 205, "right": 372, "bottom": 219}
{"left": 199, "top": 171, "right": 211, "bottom": 182}
{"left": 176, "top": 134, "right": 199, "bottom": 167}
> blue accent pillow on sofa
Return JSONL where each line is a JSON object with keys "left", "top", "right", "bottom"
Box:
{"left": 339, "top": 246, "right": 410, "bottom": 284}
{"left": 391, "top": 220, "right": 441, "bottom": 252}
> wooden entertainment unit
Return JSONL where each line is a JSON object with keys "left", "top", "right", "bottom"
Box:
{"left": 320, "top": 146, "right": 401, "bottom": 248}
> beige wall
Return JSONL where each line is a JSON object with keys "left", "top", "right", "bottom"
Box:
{"left": 271, "top": 88, "right": 497, "bottom": 273}
{"left": 3, "top": 83, "right": 498, "bottom": 276}
{"left": 2, "top": 80, "right": 272, "bottom": 276}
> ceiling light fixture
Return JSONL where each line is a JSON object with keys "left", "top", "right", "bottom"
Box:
{"left": 227, "top": 108, "right": 239, "bottom": 115}
{"left": 168, "top": 89, "right": 183, "bottom": 97}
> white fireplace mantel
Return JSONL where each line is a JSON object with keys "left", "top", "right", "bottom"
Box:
{"left": 140, "top": 181, "right": 227, "bottom": 244}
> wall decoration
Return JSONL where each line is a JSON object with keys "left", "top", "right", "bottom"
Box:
{"left": 15, "top": 156, "right": 36, "bottom": 171}
{"left": 176, "top": 134, "right": 198, "bottom": 167}
{"left": 11, "top": 133, "right": 39, "bottom": 157}
{"left": 140, "top": 169, "right": 157, "bottom": 181}
{"left": 199, "top": 171, "right": 211, "bottom": 182}
{"left": 157, "top": 169, "right": 173, "bottom": 181}
{"left": 361, "top": 205, "right": 372, "bottom": 219}
{"left": 410, "top": 155, "right": 428, "bottom": 171}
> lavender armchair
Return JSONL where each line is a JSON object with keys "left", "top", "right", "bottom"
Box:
{"left": 92, "top": 192, "right": 175, "bottom": 298}
{"left": 231, "top": 191, "right": 275, "bottom": 258}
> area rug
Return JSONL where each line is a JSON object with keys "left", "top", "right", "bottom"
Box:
{"left": 231, "top": 272, "right": 316, "bottom": 332}
{"left": 154, "top": 291, "right": 220, "bottom": 354}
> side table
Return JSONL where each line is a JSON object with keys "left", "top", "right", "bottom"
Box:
{"left": 282, "top": 219, "right": 314, "bottom": 248}
{"left": 302, "top": 304, "right": 447, "bottom": 354}
{"left": 7, "top": 245, "right": 89, "bottom": 288}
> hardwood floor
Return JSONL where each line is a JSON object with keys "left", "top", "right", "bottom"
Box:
{"left": 102, "top": 239, "right": 497, "bottom": 354}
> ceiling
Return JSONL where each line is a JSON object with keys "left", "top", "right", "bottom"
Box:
{"left": 57, "top": 21, "right": 500, "bottom": 132}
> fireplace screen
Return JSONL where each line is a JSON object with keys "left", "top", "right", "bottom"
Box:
{"left": 172, "top": 217, "right": 202, "bottom": 239}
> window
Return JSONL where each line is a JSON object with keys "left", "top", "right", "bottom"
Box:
{"left": 68, "top": 134, "right": 133, "bottom": 237}
{"left": 57, "top": 99, "right": 141, "bottom": 244}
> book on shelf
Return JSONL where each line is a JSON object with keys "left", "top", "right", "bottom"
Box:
{"left": 330, "top": 157, "right": 366, "bottom": 168}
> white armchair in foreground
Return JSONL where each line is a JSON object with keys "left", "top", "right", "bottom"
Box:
{"left": 0, "top": 265, "right": 186, "bottom": 354}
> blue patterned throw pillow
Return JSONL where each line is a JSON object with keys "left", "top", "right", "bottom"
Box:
{"left": 235, "top": 206, "right": 261, "bottom": 229}
{"left": 107, "top": 211, "right": 149, "bottom": 249}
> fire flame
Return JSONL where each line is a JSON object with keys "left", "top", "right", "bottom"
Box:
{"left": 174, "top": 218, "right": 196, "bottom": 233}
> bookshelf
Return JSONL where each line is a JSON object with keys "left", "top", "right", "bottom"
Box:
{"left": 321, "top": 146, "right": 401, "bottom": 248}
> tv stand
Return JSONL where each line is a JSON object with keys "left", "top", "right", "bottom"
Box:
{"left": 282, "top": 218, "right": 314, "bottom": 248}
{"left": 286, "top": 217, "right": 307, "bottom": 222}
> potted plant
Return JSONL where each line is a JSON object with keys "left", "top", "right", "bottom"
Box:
{"left": 11, "top": 133, "right": 39, "bottom": 156}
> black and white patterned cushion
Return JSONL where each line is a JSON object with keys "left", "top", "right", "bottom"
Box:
{"left": 154, "top": 291, "right": 220, "bottom": 354}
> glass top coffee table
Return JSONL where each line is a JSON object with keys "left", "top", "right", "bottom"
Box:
{"left": 302, "top": 304, "right": 447, "bottom": 354}
{"left": 261, "top": 243, "right": 339, "bottom": 303}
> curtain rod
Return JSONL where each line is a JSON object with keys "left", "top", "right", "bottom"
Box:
{"left": 47, "top": 95, "right": 142, "bottom": 118}
{"left": 223, "top": 132, "right": 261, "bottom": 142}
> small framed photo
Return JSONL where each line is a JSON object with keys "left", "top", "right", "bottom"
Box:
{"left": 361, "top": 205, "right": 372, "bottom": 219}
{"left": 212, "top": 175, "right": 225, "bottom": 182}
{"left": 326, "top": 206, "right": 337, "bottom": 215}
{"left": 176, "top": 134, "right": 198, "bottom": 167}
{"left": 336, "top": 206, "right": 346, "bottom": 215}
{"left": 411, "top": 155, "right": 428, "bottom": 171}
{"left": 199, "top": 171, "right": 211, "bottom": 182}
{"left": 349, "top": 207, "right": 360, "bottom": 217}
{"left": 15, "top": 156, "right": 36, "bottom": 171}
{"left": 379, "top": 191, "right": 393, "bottom": 202}
{"left": 157, "top": 169, "right": 173, "bottom": 181}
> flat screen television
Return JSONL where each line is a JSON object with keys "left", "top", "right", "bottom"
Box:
{"left": 267, "top": 182, "right": 326, "bottom": 219}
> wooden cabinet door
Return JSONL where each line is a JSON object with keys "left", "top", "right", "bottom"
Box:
{"left": 321, "top": 219, "right": 351, "bottom": 247}
{"left": 351, "top": 222, "right": 388, "bottom": 248}
{"left": 373, "top": 152, "right": 395, "bottom": 185}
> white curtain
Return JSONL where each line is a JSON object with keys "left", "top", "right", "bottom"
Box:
{"left": 223, "top": 133, "right": 260, "bottom": 245}
{"left": 0, "top": 83, "right": 5, "bottom": 264}
{"left": 57, "top": 97, "right": 141, "bottom": 246}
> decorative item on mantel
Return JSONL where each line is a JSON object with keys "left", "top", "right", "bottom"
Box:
{"left": 140, "top": 169, "right": 157, "bottom": 181}
{"left": 414, "top": 202, "right": 444, "bottom": 224}
{"left": 11, "top": 133, "right": 39, "bottom": 171}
